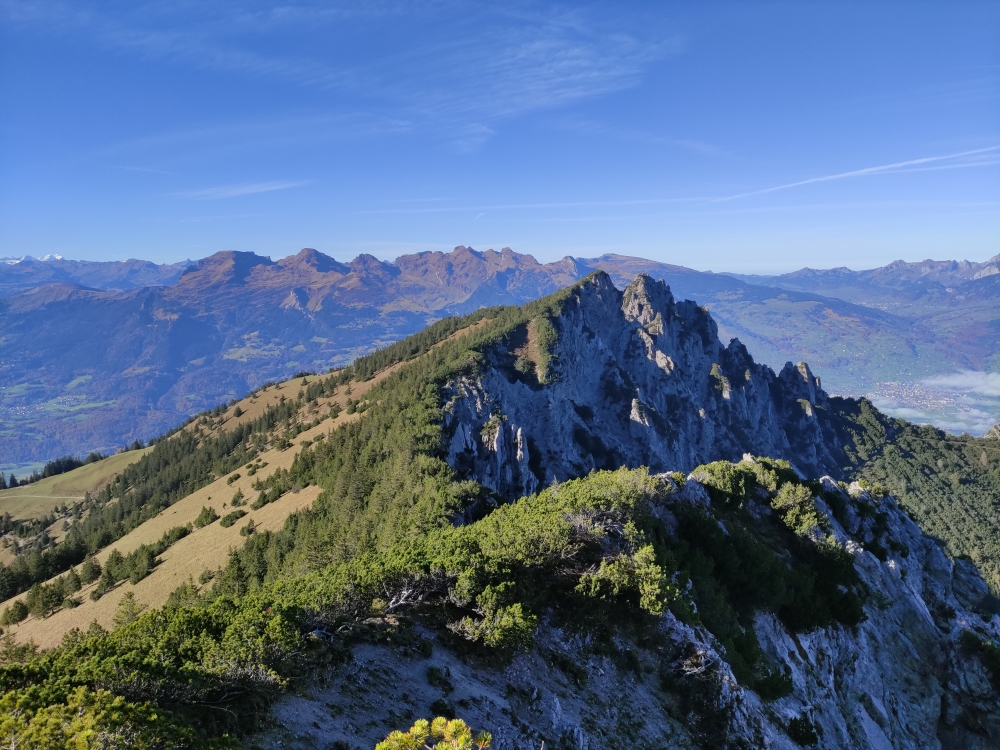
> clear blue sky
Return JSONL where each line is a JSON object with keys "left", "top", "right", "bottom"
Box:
{"left": 1, "top": 1, "right": 997, "bottom": 273}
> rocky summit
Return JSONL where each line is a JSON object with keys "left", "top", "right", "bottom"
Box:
{"left": 443, "top": 271, "right": 848, "bottom": 501}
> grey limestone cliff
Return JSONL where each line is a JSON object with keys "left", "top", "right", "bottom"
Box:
{"left": 442, "top": 271, "right": 848, "bottom": 501}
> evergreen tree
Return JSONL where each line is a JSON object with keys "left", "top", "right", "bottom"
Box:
{"left": 65, "top": 567, "right": 82, "bottom": 593}
{"left": 377, "top": 718, "right": 491, "bottom": 750}
{"left": 194, "top": 506, "right": 218, "bottom": 528}
{"left": 113, "top": 591, "right": 146, "bottom": 629}
{"left": 95, "top": 567, "right": 116, "bottom": 596}
{"left": 0, "top": 600, "right": 28, "bottom": 625}
{"left": 80, "top": 555, "right": 101, "bottom": 584}
{"left": 24, "top": 583, "right": 44, "bottom": 617}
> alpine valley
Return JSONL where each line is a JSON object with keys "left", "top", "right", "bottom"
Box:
{"left": 1, "top": 272, "right": 999, "bottom": 749}
{"left": 2, "top": 247, "right": 999, "bottom": 470}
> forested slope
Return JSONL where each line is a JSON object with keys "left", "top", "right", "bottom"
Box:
{"left": 852, "top": 417, "right": 1000, "bottom": 590}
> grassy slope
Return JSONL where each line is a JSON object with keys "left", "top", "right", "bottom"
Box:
{"left": 0, "top": 323, "right": 467, "bottom": 647}
{"left": 0, "top": 449, "right": 153, "bottom": 520}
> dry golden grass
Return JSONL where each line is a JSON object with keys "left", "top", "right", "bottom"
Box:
{"left": 3, "top": 485, "right": 322, "bottom": 650}
{"left": 0, "top": 448, "right": 152, "bottom": 521}
{"left": 0, "top": 367, "right": 394, "bottom": 648}
{"left": 2, "top": 321, "right": 487, "bottom": 648}
{"left": 185, "top": 374, "right": 324, "bottom": 441}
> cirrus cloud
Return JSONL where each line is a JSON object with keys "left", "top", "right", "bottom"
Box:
{"left": 172, "top": 180, "right": 308, "bottom": 200}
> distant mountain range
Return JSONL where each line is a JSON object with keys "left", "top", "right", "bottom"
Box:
{"left": 0, "top": 255, "right": 192, "bottom": 294}
{"left": 734, "top": 255, "right": 1000, "bottom": 307}
{"left": 2, "top": 246, "right": 998, "bottom": 467}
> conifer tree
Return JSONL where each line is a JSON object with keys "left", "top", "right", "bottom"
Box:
{"left": 25, "top": 583, "right": 44, "bottom": 617}
{"left": 95, "top": 567, "right": 116, "bottom": 596}
{"left": 377, "top": 718, "right": 491, "bottom": 750}
{"left": 0, "top": 600, "right": 28, "bottom": 625}
{"left": 65, "top": 567, "right": 82, "bottom": 593}
{"left": 113, "top": 591, "right": 146, "bottom": 628}
{"left": 80, "top": 555, "right": 102, "bottom": 584}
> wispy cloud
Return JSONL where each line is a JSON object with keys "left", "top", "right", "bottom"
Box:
{"left": 172, "top": 181, "right": 308, "bottom": 200}
{"left": 714, "top": 146, "right": 1000, "bottom": 202}
{"left": 923, "top": 371, "right": 1000, "bottom": 397}
{"left": 113, "top": 165, "right": 172, "bottom": 175}
{"left": 4, "top": 2, "right": 676, "bottom": 153}
{"left": 96, "top": 112, "right": 414, "bottom": 164}
{"left": 393, "top": 24, "right": 679, "bottom": 122}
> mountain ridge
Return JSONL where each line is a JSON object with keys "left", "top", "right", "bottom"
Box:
{"left": 730, "top": 253, "right": 1000, "bottom": 312}
{"left": 2, "top": 273, "right": 998, "bottom": 749}
{"left": 2, "top": 246, "right": 997, "bottom": 467}
{"left": 442, "top": 271, "right": 853, "bottom": 503}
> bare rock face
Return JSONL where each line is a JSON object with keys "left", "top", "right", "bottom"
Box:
{"left": 262, "top": 473, "right": 1000, "bottom": 750}
{"left": 747, "top": 480, "right": 1000, "bottom": 749}
{"left": 443, "top": 272, "right": 848, "bottom": 500}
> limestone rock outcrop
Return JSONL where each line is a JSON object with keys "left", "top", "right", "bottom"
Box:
{"left": 443, "top": 272, "right": 849, "bottom": 500}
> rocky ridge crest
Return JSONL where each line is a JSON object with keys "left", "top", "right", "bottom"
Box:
{"left": 264, "top": 469, "right": 1000, "bottom": 750}
{"left": 443, "top": 272, "right": 848, "bottom": 501}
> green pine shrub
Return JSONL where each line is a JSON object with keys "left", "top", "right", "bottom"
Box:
{"left": 194, "top": 506, "right": 219, "bottom": 528}
{"left": 220, "top": 510, "right": 247, "bottom": 528}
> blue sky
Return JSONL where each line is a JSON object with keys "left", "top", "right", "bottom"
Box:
{"left": 0, "top": 1, "right": 997, "bottom": 272}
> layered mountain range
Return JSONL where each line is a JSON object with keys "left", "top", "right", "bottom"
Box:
{"left": 735, "top": 254, "right": 1000, "bottom": 312}
{"left": 2, "top": 246, "right": 998, "bottom": 466}
{"left": 0, "top": 254, "right": 191, "bottom": 294}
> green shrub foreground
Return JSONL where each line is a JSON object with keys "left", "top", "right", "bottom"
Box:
{"left": 0, "top": 458, "right": 867, "bottom": 747}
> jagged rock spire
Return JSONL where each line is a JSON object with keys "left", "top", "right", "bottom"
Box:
{"left": 443, "top": 272, "right": 849, "bottom": 500}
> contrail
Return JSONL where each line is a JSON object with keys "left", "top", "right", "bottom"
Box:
{"left": 174, "top": 180, "right": 308, "bottom": 200}
{"left": 713, "top": 145, "right": 1000, "bottom": 202}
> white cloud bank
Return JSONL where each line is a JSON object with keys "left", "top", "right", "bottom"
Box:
{"left": 922, "top": 371, "right": 1000, "bottom": 398}
{"left": 867, "top": 370, "right": 1000, "bottom": 436}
